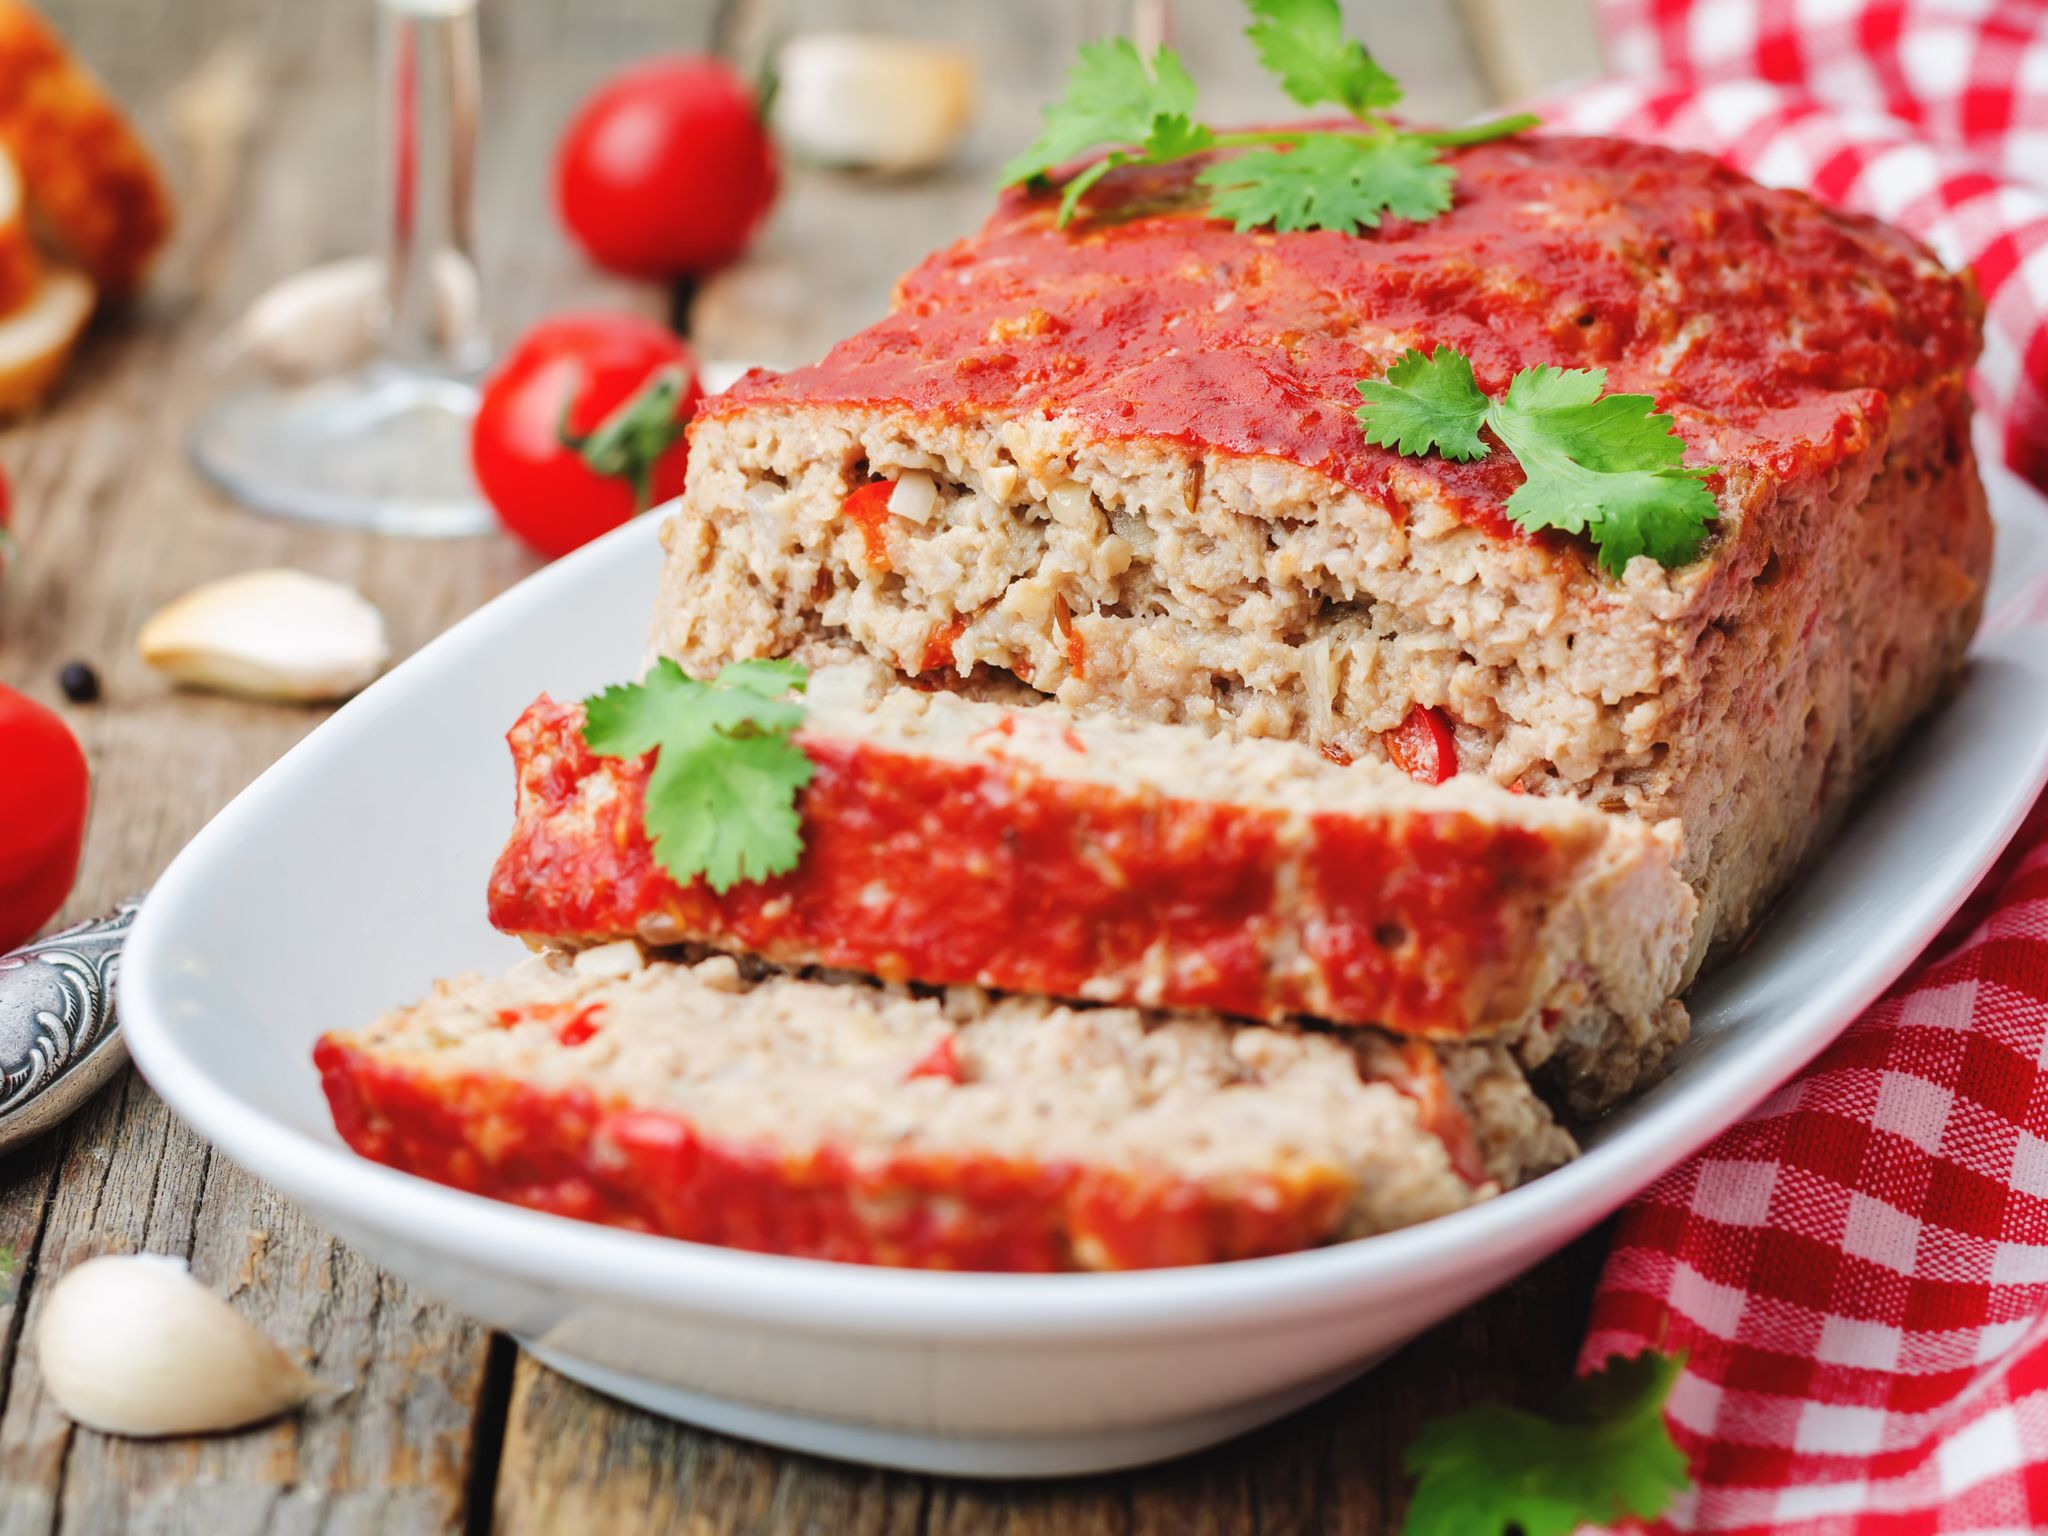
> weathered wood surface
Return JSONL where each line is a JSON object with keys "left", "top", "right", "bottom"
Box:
{"left": 0, "top": 3, "right": 1607, "bottom": 1530}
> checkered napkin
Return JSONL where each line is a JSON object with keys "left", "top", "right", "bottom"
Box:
{"left": 1535, "top": 6, "right": 2048, "bottom": 1530}
{"left": 1575, "top": 794, "right": 2048, "bottom": 1533}
{"left": 1540, "top": 0, "right": 2048, "bottom": 492}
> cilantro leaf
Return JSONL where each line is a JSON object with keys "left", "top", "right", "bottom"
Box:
{"left": 998, "top": 4, "right": 1536, "bottom": 235}
{"left": 1198, "top": 135, "right": 1453, "bottom": 234}
{"left": 581, "top": 658, "right": 815, "bottom": 894}
{"left": 1487, "top": 370, "right": 1719, "bottom": 576}
{"left": 1354, "top": 346, "right": 1720, "bottom": 575}
{"left": 999, "top": 39, "right": 1202, "bottom": 188}
{"left": 716, "top": 656, "right": 810, "bottom": 701}
{"left": 1354, "top": 345, "right": 1490, "bottom": 461}
{"left": 1402, "top": 1352, "right": 1692, "bottom": 1536}
{"left": 1246, "top": 0, "right": 1401, "bottom": 117}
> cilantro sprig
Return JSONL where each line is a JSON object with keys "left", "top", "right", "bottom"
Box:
{"left": 581, "top": 658, "right": 814, "bottom": 894}
{"left": 1402, "top": 1351, "right": 1692, "bottom": 1536}
{"left": 1356, "top": 345, "right": 1720, "bottom": 575}
{"left": 1001, "top": 0, "right": 1536, "bottom": 232}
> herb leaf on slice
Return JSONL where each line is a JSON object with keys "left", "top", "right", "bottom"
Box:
{"left": 581, "top": 657, "right": 814, "bottom": 894}
{"left": 1353, "top": 345, "right": 1491, "bottom": 460}
{"left": 1198, "top": 135, "right": 1453, "bottom": 234}
{"left": 1354, "top": 345, "right": 1720, "bottom": 575}
{"left": 999, "top": 39, "right": 1205, "bottom": 189}
{"left": 1245, "top": 0, "right": 1401, "bottom": 118}
{"left": 1488, "top": 370, "right": 1720, "bottom": 576}
{"left": 1402, "top": 1351, "right": 1693, "bottom": 1536}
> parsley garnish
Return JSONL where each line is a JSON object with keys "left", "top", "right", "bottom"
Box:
{"left": 1001, "top": 0, "right": 1536, "bottom": 232}
{"left": 1402, "top": 1351, "right": 1692, "bottom": 1536}
{"left": 580, "top": 658, "right": 814, "bottom": 894}
{"left": 1356, "top": 345, "right": 1720, "bottom": 575}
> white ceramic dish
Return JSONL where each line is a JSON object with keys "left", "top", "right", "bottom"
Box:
{"left": 122, "top": 453, "right": 2048, "bottom": 1479}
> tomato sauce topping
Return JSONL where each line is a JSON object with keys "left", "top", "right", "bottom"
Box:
{"left": 707, "top": 136, "right": 1975, "bottom": 545}
{"left": 489, "top": 696, "right": 1580, "bottom": 1040}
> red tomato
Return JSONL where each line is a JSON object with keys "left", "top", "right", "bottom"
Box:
{"left": 0, "top": 684, "right": 88, "bottom": 952}
{"left": 1384, "top": 704, "right": 1458, "bottom": 785}
{"left": 471, "top": 313, "right": 705, "bottom": 559}
{"left": 556, "top": 57, "right": 777, "bottom": 279}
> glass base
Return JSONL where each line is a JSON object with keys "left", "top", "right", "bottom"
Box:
{"left": 189, "top": 366, "right": 495, "bottom": 537}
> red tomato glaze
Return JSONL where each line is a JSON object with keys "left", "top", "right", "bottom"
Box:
{"left": 487, "top": 696, "right": 1588, "bottom": 1039}
{"left": 701, "top": 135, "right": 1975, "bottom": 539}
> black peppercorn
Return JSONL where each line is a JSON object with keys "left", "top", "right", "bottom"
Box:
{"left": 57, "top": 660, "right": 100, "bottom": 704}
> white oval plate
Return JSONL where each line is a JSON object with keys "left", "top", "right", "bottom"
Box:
{"left": 121, "top": 451, "right": 2048, "bottom": 1479}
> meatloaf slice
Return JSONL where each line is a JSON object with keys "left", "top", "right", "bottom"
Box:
{"left": 315, "top": 943, "right": 1575, "bottom": 1271}
{"left": 489, "top": 663, "right": 1694, "bottom": 1113}
{"left": 652, "top": 134, "right": 1990, "bottom": 983}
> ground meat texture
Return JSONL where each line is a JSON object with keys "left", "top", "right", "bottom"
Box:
{"left": 315, "top": 945, "right": 1576, "bottom": 1271}
{"left": 490, "top": 663, "right": 1694, "bottom": 1113}
{"left": 652, "top": 135, "right": 1990, "bottom": 984}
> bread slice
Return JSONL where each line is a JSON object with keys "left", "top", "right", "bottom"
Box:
{"left": 315, "top": 944, "right": 1576, "bottom": 1271}
{"left": 652, "top": 135, "right": 1990, "bottom": 985}
{"left": 489, "top": 663, "right": 1695, "bottom": 1114}
{"left": 0, "top": 0, "right": 172, "bottom": 297}
{"left": 0, "top": 263, "right": 91, "bottom": 416}
{"left": 0, "top": 145, "right": 40, "bottom": 317}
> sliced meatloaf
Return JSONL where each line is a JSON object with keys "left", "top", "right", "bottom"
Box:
{"left": 490, "top": 663, "right": 1693, "bottom": 1114}
{"left": 651, "top": 133, "right": 1991, "bottom": 981}
{"left": 315, "top": 943, "right": 1576, "bottom": 1271}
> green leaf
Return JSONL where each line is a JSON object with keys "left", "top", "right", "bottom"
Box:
{"left": 1402, "top": 1352, "right": 1692, "bottom": 1536}
{"left": 1487, "top": 366, "right": 1719, "bottom": 576}
{"left": 1354, "top": 345, "right": 1491, "bottom": 462}
{"left": 1353, "top": 346, "right": 1720, "bottom": 576}
{"left": 1143, "top": 111, "right": 1215, "bottom": 162}
{"left": 1197, "top": 135, "right": 1453, "bottom": 234}
{"left": 580, "top": 657, "right": 815, "bottom": 894}
{"left": 717, "top": 656, "right": 811, "bottom": 700}
{"left": 1056, "top": 153, "right": 1128, "bottom": 225}
{"left": 999, "top": 39, "right": 1201, "bottom": 188}
{"left": 1245, "top": 0, "right": 1401, "bottom": 117}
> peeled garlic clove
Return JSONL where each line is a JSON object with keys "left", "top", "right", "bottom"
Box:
{"left": 36, "top": 1254, "right": 320, "bottom": 1437}
{"left": 138, "top": 568, "right": 389, "bottom": 702}
{"left": 769, "top": 32, "right": 977, "bottom": 175}
{"left": 226, "top": 253, "right": 483, "bottom": 381}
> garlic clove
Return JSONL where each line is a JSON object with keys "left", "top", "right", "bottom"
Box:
{"left": 886, "top": 469, "right": 937, "bottom": 525}
{"left": 138, "top": 568, "right": 390, "bottom": 702}
{"left": 36, "top": 1254, "right": 321, "bottom": 1438}
{"left": 769, "top": 32, "right": 977, "bottom": 175}
{"left": 224, "top": 252, "right": 482, "bottom": 381}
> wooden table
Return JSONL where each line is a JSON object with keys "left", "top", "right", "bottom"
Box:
{"left": 0, "top": 2, "right": 1607, "bottom": 1529}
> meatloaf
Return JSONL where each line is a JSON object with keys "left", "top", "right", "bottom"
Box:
{"left": 315, "top": 942, "right": 1576, "bottom": 1271}
{"left": 651, "top": 133, "right": 1991, "bottom": 980}
{"left": 491, "top": 662, "right": 1694, "bottom": 1113}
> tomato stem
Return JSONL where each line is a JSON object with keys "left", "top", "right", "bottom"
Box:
{"left": 558, "top": 363, "right": 692, "bottom": 512}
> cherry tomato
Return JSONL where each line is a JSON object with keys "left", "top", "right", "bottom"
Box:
{"left": 471, "top": 313, "right": 705, "bottom": 560}
{"left": 0, "top": 684, "right": 88, "bottom": 952}
{"left": 1384, "top": 704, "right": 1458, "bottom": 785}
{"left": 556, "top": 57, "right": 777, "bottom": 279}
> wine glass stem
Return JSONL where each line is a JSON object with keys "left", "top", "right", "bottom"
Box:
{"left": 376, "top": 0, "right": 486, "bottom": 376}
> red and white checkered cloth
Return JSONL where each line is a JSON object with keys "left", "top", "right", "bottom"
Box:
{"left": 1543, "top": 0, "right": 2048, "bottom": 491}
{"left": 1540, "top": 6, "right": 2048, "bottom": 1530}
